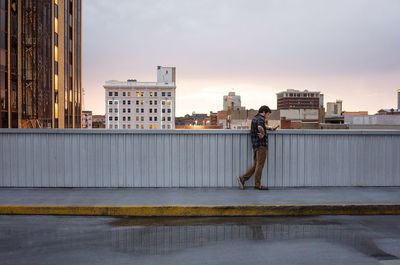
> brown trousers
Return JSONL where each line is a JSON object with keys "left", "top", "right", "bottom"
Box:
{"left": 240, "top": 146, "right": 267, "bottom": 188}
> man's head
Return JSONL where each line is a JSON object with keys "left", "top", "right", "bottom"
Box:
{"left": 258, "top": 105, "right": 272, "bottom": 118}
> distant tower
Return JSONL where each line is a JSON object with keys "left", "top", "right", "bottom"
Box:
{"left": 223, "top": 92, "right": 242, "bottom": 111}
{"left": 398, "top": 89, "right": 400, "bottom": 110}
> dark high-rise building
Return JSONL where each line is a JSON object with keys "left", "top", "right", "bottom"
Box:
{"left": 0, "top": 0, "right": 82, "bottom": 128}
{"left": 277, "top": 89, "right": 324, "bottom": 110}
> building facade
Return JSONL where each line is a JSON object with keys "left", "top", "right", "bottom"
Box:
{"left": 326, "top": 100, "right": 343, "bottom": 118}
{"left": 81, "top": 110, "right": 92, "bottom": 129}
{"left": 277, "top": 89, "right": 324, "bottom": 110}
{"left": 104, "top": 66, "right": 176, "bottom": 130}
{"left": 0, "top": 0, "right": 82, "bottom": 128}
{"left": 92, "top": 115, "right": 105, "bottom": 128}
{"left": 345, "top": 114, "right": 400, "bottom": 129}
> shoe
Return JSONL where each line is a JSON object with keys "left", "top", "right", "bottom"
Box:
{"left": 254, "top": 186, "right": 269, "bottom": 191}
{"left": 237, "top": 177, "right": 245, "bottom": 190}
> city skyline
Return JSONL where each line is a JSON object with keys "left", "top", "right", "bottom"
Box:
{"left": 83, "top": 0, "right": 400, "bottom": 116}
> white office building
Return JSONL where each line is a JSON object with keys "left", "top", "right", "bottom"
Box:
{"left": 104, "top": 66, "right": 176, "bottom": 130}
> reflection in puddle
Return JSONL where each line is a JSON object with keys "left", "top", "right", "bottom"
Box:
{"left": 1, "top": 217, "right": 399, "bottom": 264}
{"left": 109, "top": 217, "right": 400, "bottom": 262}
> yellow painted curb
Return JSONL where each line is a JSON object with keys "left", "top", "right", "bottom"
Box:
{"left": 0, "top": 204, "right": 400, "bottom": 217}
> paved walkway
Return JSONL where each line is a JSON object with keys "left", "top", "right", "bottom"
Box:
{"left": 1, "top": 187, "right": 399, "bottom": 217}
{"left": 0, "top": 187, "right": 399, "bottom": 206}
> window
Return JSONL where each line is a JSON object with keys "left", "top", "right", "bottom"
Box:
{"left": 123, "top": 100, "right": 126, "bottom": 105}
{"left": 167, "top": 117, "right": 171, "bottom": 122}
{"left": 149, "top": 125, "right": 153, "bottom": 129}
{"left": 154, "top": 109, "right": 158, "bottom": 113}
{"left": 123, "top": 109, "right": 126, "bottom": 113}
{"left": 128, "top": 125, "right": 131, "bottom": 129}
{"left": 150, "top": 100, "right": 153, "bottom": 105}
{"left": 109, "top": 125, "right": 112, "bottom": 129}
{"left": 115, "top": 109, "right": 118, "bottom": 113}
{"left": 154, "top": 117, "right": 158, "bottom": 122}
{"left": 162, "top": 117, "right": 166, "bottom": 122}
{"left": 128, "top": 100, "right": 131, "bottom": 105}
{"left": 141, "top": 117, "right": 144, "bottom": 122}
{"left": 154, "top": 101, "right": 158, "bottom": 105}
{"left": 141, "top": 125, "right": 144, "bottom": 129}
{"left": 150, "top": 92, "right": 153, "bottom": 97}
{"left": 128, "top": 109, "right": 131, "bottom": 113}
{"left": 141, "top": 109, "right": 144, "bottom": 113}
{"left": 150, "top": 109, "right": 153, "bottom": 113}
{"left": 162, "top": 92, "right": 166, "bottom": 97}
{"left": 109, "top": 117, "right": 113, "bottom": 121}
{"left": 114, "top": 101, "right": 119, "bottom": 105}
{"left": 123, "top": 117, "right": 126, "bottom": 121}
{"left": 140, "top": 100, "right": 144, "bottom": 105}
{"left": 128, "top": 117, "right": 131, "bottom": 121}
{"left": 167, "top": 109, "right": 172, "bottom": 114}
{"left": 140, "top": 92, "right": 144, "bottom": 97}
{"left": 136, "top": 108, "right": 139, "bottom": 113}
{"left": 136, "top": 100, "right": 139, "bottom": 105}
{"left": 149, "top": 117, "right": 153, "bottom": 122}
{"left": 108, "top": 101, "right": 113, "bottom": 105}
{"left": 167, "top": 92, "right": 172, "bottom": 97}
{"left": 109, "top": 108, "right": 112, "bottom": 113}
{"left": 115, "top": 125, "right": 118, "bottom": 129}
{"left": 123, "top": 92, "right": 126, "bottom": 97}
{"left": 108, "top": 92, "right": 113, "bottom": 97}
{"left": 167, "top": 125, "right": 171, "bottom": 129}
{"left": 136, "top": 125, "right": 139, "bottom": 129}
{"left": 154, "top": 92, "right": 158, "bottom": 97}
{"left": 162, "top": 101, "right": 165, "bottom": 106}
{"left": 136, "top": 117, "right": 139, "bottom": 122}
{"left": 162, "top": 109, "right": 166, "bottom": 114}
{"left": 162, "top": 125, "right": 165, "bottom": 129}
{"left": 127, "top": 92, "right": 131, "bottom": 97}
{"left": 123, "top": 125, "right": 126, "bottom": 129}
{"left": 115, "top": 117, "right": 119, "bottom": 121}
{"left": 114, "top": 92, "right": 118, "bottom": 97}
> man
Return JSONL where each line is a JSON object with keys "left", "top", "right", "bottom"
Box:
{"left": 237, "top": 106, "right": 278, "bottom": 190}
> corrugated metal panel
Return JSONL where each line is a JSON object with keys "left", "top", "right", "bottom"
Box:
{"left": 267, "top": 131, "right": 400, "bottom": 187}
{"left": 0, "top": 130, "right": 399, "bottom": 187}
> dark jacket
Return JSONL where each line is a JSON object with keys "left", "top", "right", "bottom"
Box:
{"left": 250, "top": 114, "right": 268, "bottom": 150}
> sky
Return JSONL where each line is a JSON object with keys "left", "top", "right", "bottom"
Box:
{"left": 83, "top": 0, "right": 400, "bottom": 116}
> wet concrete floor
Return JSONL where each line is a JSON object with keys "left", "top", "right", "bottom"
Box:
{"left": 1, "top": 216, "right": 400, "bottom": 265}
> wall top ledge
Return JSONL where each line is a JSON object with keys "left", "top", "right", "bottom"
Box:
{"left": 0, "top": 129, "right": 399, "bottom": 136}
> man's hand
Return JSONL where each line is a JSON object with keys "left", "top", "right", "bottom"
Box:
{"left": 272, "top": 125, "right": 280, "bottom": 131}
{"left": 266, "top": 125, "right": 279, "bottom": 131}
{"left": 257, "top": 126, "right": 265, "bottom": 139}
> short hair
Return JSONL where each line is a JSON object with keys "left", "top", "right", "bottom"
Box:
{"left": 259, "top": 105, "right": 271, "bottom": 114}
